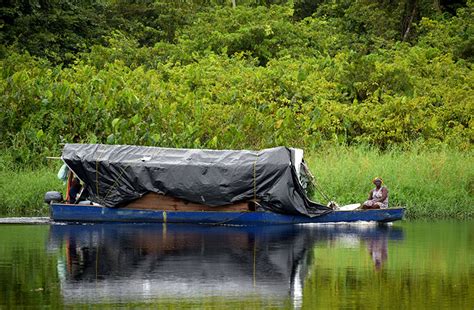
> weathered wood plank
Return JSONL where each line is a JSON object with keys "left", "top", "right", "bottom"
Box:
{"left": 123, "top": 192, "right": 251, "bottom": 212}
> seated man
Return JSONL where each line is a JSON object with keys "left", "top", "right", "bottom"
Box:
{"left": 68, "top": 178, "right": 82, "bottom": 204}
{"left": 362, "top": 177, "right": 388, "bottom": 209}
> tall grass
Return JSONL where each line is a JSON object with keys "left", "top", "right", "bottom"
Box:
{"left": 306, "top": 145, "right": 474, "bottom": 219}
{"left": 0, "top": 147, "right": 472, "bottom": 219}
{"left": 0, "top": 160, "right": 63, "bottom": 216}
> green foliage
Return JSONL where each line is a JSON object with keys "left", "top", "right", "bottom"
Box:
{"left": 0, "top": 0, "right": 199, "bottom": 64}
{"left": 417, "top": 5, "right": 474, "bottom": 61}
{"left": 1, "top": 31, "right": 472, "bottom": 164}
{"left": 178, "top": 5, "right": 304, "bottom": 65}
{"left": 0, "top": 0, "right": 110, "bottom": 63}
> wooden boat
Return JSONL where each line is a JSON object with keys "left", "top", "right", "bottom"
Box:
{"left": 50, "top": 200, "right": 405, "bottom": 225}
{"left": 48, "top": 144, "right": 405, "bottom": 225}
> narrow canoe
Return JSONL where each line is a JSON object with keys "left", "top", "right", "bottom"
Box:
{"left": 50, "top": 203, "right": 405, "bottom": 225}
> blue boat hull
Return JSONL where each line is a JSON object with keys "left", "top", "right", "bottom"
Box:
{"left": 50, "top": 204, "right": 405, "bottom": 225}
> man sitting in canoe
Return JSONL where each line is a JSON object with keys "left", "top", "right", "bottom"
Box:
{"left": 362, "top": 177, "right": 388, "bottom": 209}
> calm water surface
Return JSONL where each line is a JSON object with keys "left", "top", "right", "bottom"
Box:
{"left": 0, "top": 221, "right": 472, "bottom": 309}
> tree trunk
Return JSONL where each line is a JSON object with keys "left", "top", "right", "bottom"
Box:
{"left": 402, "top": 0, "right": 417, "bottom": 41}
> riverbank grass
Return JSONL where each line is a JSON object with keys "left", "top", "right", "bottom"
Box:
{"left": 0, "top": 166, "right": 63, "bottom": 216}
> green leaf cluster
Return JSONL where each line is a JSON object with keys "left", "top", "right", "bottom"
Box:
{"left": 0, "top": 1, "right": 472, "bottom": 165}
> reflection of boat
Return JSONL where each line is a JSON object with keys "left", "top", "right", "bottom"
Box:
{"left": 48, "top": 144, "right": 404, "bottom": 224}
{"left": 48, "top": 223, "right": 404, "bottom": 305}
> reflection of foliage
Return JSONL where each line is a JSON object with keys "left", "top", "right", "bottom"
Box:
{"left": 304, "top": 222, "right": 474, "bottom": 309}
{"left": 0, "top": 1, "right": 473, "bottom": 165}
{"left": 0, "top": 226, "right": 62, "bottom": 307}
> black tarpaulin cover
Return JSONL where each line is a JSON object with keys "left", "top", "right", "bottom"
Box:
{"left": 62, "top": 144, "right": 331, "bottom": 217}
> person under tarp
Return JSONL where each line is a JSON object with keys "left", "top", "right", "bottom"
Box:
{"left": 68, "top": 177, "right": 82, "bottom": 204}
{"left": 57, "top": 164, "right": 85, "bottom": 204}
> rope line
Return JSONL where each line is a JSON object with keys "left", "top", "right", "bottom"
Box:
{"left": 95, "top": 160, "right": 99, "bottom": 198}
{"left": 102, "top": 165, "right": 128, "bottom": 201}
{"left": 252, "top": 152, "right": 259, "bottom": 203}
{"left": 314, "top": 181, "right": 332, "bottom": 202}
{"left": 94, "top": 145, "right": 105, "bottom": 202}
{"left": 205, "top": 212, "right": 250, "bottom": 226}
{"left": 301, "top": 161, "right": 333, "bottom": 203}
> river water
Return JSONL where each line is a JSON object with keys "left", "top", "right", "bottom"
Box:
{"left": 0, "top": 220, "right": 472, "bottom": 309}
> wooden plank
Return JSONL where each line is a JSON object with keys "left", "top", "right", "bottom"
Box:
{"left": 123, "top": 192, "right": 251, "bottom": 212}
{"left": 45, "top": 156, "right": 62, "bottom": 160}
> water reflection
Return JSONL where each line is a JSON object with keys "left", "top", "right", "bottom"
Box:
{"left": 367, "top": 231, "right": 388, "bottom": 270}
{"left": 47, "top": 223, "right": 403, "bottom": 306}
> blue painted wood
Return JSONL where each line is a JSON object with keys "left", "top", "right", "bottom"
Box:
{"left": 50, "top": 204, "right": 405, "bottom": 225}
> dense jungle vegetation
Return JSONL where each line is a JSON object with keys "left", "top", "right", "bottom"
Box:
{"left": 0, "top": 0, "right": 473, "bottom": 217}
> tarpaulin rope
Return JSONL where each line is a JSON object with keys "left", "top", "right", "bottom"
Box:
{"left": 94, "top": 144, "right": 106, "bottom": 201}
{"left": 103, "top": 165, "right": 129, "bottom": 201}
{"left": 95, "top": 160, "right": 99, "bottom": 198}
{"left": 314, "top": 181, "right": 332, "bottom": 203}
{"left": 206, "top": 212, "right": 250, "bottom": 226}
{"left": 302, "top": 161, "right": 333, "bottom": 203}
{"left": 252, "top": 152, "right": 260, "bottom": 203}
